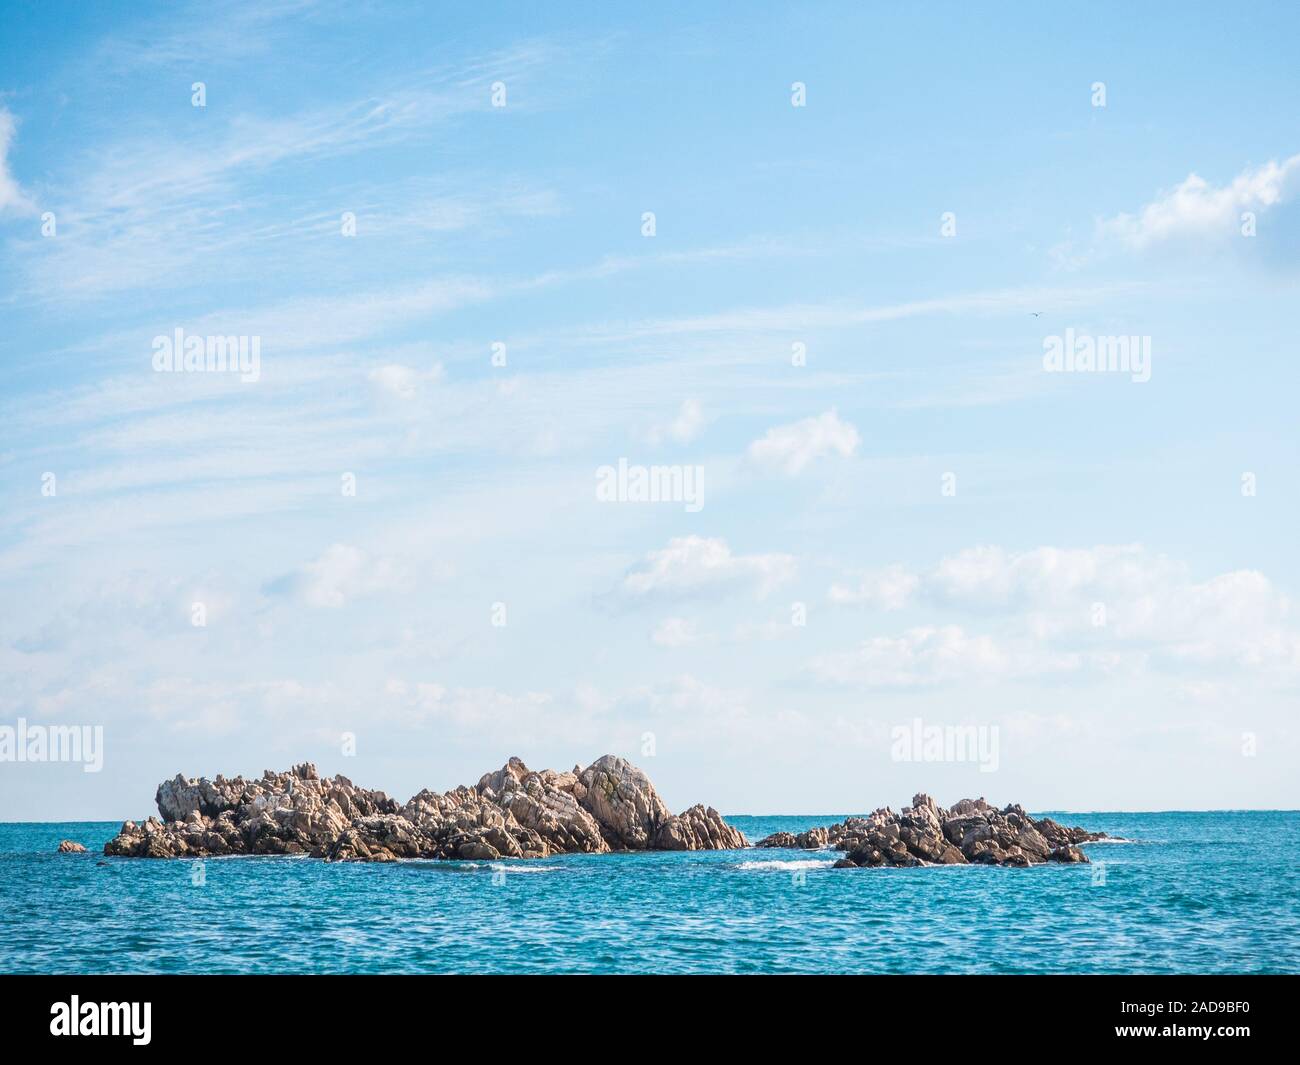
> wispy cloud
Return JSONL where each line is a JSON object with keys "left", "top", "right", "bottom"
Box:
{"left": 13, "top": 39, "right": 566, "bottom": 300}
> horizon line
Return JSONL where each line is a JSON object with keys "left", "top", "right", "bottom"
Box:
{"left": 5, "top": 807, "right": 1299, "bottom": 826}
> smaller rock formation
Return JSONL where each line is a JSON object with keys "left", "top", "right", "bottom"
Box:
{"left": 755, "top": 793, "right": 1105, "bottom": 867}
{"left": 654, "top": 804, "right": 747, "bottom": 850}
{"left": 56, "top": 840, "right": 87, "bottom": 853}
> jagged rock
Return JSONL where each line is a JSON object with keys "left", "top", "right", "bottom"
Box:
{"left": 104, "top": 755, "right": 748, "bottom": 863}
{"left": 56, "top": 840, "right": 86, "bottom": 853}
{"left": 654, "top": 804, "right": 747, "bottom": 851}
{"left": 753, "top": 826, "right": 834, "bottom": 850}
{"left": 1037, "top": 817, "right": 1104, "bottom": 848}
{"left": 754, "top": 831, "right": 798, "bottom": 849}
{"left": 755, "top": 794, "right": 1104, "bottom": 868}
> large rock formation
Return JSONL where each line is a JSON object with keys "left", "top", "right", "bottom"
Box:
{"left": 755, "top": 793, "right": 1104, "bottom": 867}
{"left": 103, "top": 756, "right": 744, "bottom": 862}
{"left": 104, "top": 766, "right": 1100, "bottom": 869}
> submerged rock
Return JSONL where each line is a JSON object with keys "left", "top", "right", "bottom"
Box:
{"left": 104, "top": 755, "right": 746, "bottom": 863}
{"left": 56, "top": 840, "right": 87, "bottom": 853}
{"left": 754, "top": 792, "right": 1105, "bottom": 868}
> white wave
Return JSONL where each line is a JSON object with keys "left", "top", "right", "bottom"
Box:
{"left": 488, "top": 862, "right": 561, "bottom": 874}
{"left": 397, "top": 858, "right": 479, "bottom": 867}
{"left": 736, "top": 858, "right": 837, "bottom": 871}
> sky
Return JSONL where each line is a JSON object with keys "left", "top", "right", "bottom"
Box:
{"left": 1, "top": 1, "right": 1297, "bottom": 820}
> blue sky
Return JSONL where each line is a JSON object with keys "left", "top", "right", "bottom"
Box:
{"left": 1, "top": 1, "right": 1298, "bottom": 819}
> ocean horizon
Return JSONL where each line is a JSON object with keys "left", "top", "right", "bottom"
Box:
{"left": 7, "top": 806, "right": 1298, "bottom": 825}
{"left": 5, "top": 810, "right": 1296, "bottom": 975}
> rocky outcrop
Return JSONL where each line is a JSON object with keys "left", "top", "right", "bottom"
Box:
{"left": 654, "top": 804, "right": 747, "bottom": 851}
{"left": 56, "top": 840, "right": 87, "bottom": 853}
{"left": 577, "top": 755, "right": 669, "bottom": 849}
{"left": 104, "top": 756, "right": 745, "bottom": 863}
{"left": 752, "top": 826, "right": 829, "bottom": 851}
{"left": 755, "top": 793, "right": 1105, "bottom": 867}
{"left": 104, "top": 767, "right": 1104, "bottom": 869}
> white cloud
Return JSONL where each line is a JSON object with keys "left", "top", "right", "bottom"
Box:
{"left": 264, "top": 544, "right": 401, "bottom": 608}
{"left": 615, "top": 674, "right": 756, "bottom": 743}
{"left": 621, "top": 536, "right": 796, "bottom": 600}
{"left": 829, "top": 544, "right": 1179, "bottom": 615}
{"left": 10, "top": 571, "right": 237, "bottom": 653}
{"left": 733, "top": 617, "right": 803, "bottom": 642}
{"left": 1164, "top": 569, "right": 1300, "bottom": 670}
{"left": 1102, "top": 154, "right": 1300, "bottom": 249}
{"left": 646, "top": 398, "right": 706, "bottom": 445}
{"left": 748, "top": 409, "right": 859, "bottom": 474}
{"left": 829, "top": 564, "right": 918, "bottom": 609}
{"left": 638, "top": 674, "right": 748, "bottom": 718}
{"left": 651, "top": 617, "right": 699, "bottom": 647}
{"left": 0, "top": 108, "right": 35, "bottom": 216}
{"left": 368, "top": 362, "right": 445, "bottom": 399}
{"left": 398, "top": 683, "right": 555, "bottom": 730}
{"left": 822, "top": 544, "right": 1300, "bottom": 681}
{"left": 928, "top": 544, "right": 1168, "bottom": 607}
{"left": 812, "top": 625, "right": 1075, "bottom": 688}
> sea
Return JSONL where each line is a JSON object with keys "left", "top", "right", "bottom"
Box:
{"left": 1, "top": 811, "right": 1296, "bottom": 974}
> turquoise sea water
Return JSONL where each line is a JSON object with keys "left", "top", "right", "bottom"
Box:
{"left": 1, "top": 812, "right": 1296, "bottom": 974}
